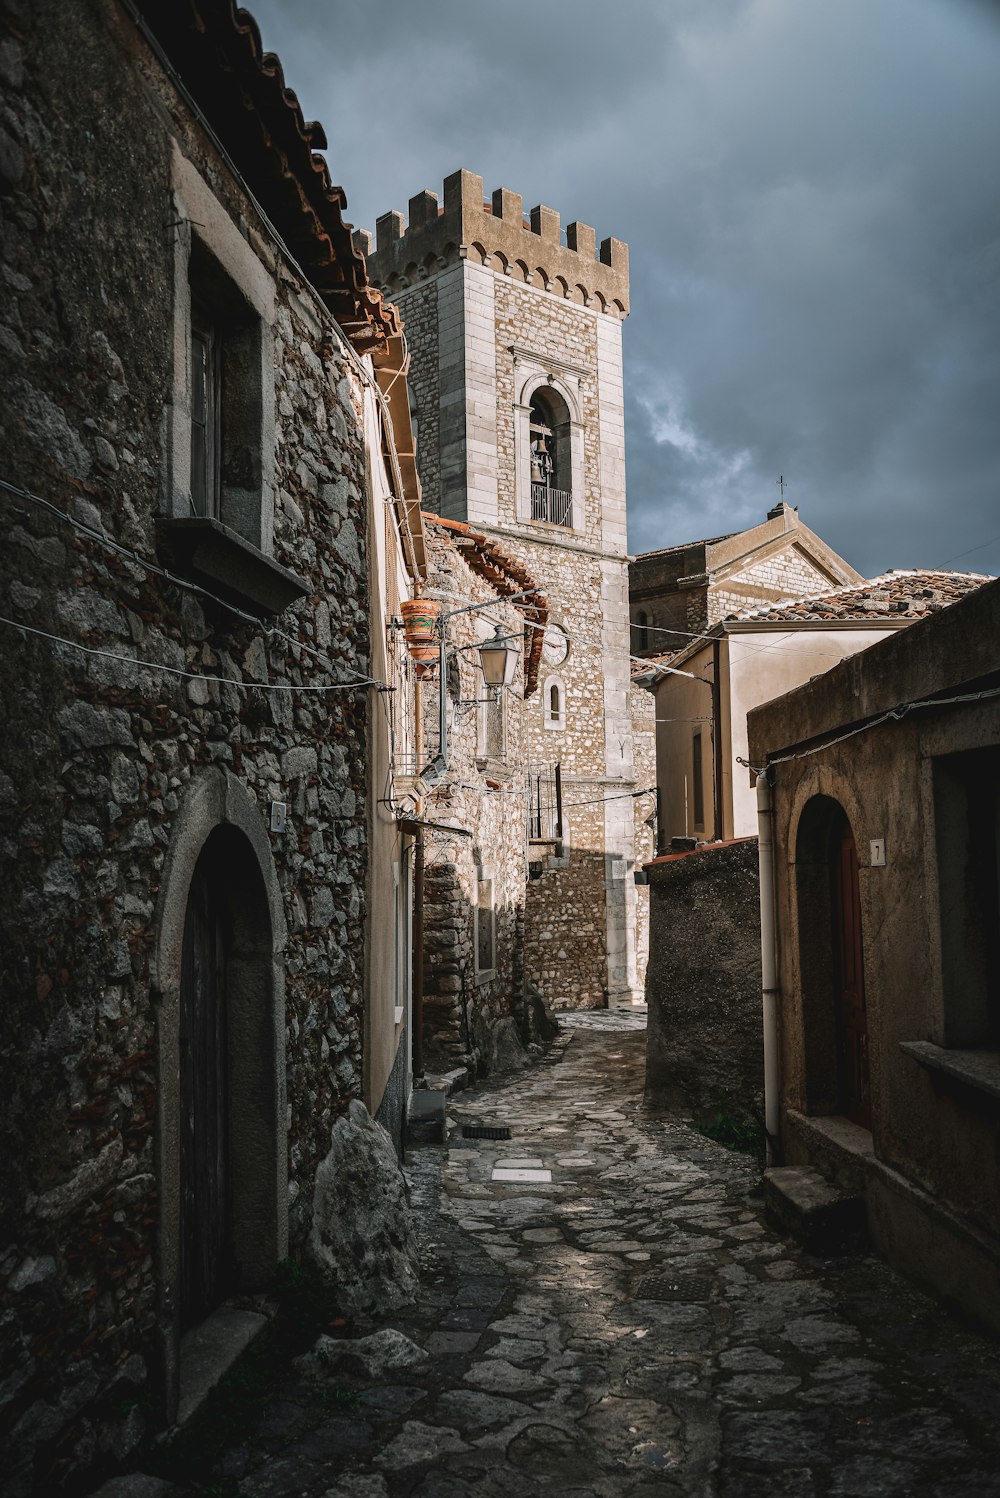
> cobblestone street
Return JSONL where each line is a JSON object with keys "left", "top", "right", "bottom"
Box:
{"left": 162, "top": 1017, "right": 1000, "bottom": 1498}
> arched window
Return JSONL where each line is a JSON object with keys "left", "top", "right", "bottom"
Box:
{"left": 542, "top": 675, "right": 566, "bottom": 731}
{"left": 529, "top": 386, "right": 573, "bottom": 526}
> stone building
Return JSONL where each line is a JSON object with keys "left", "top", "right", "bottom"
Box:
{"left": 0, "top": 1, "right": 424, "bottom": 1488}
{"left": 408, "top": 516, "right": 549, "bottom": 1074}
{"left": 365, "top": 172, "right": 651, "bottom": 1009}
{"left": 747, "top": 575, "right": 998, "bottom": 1329}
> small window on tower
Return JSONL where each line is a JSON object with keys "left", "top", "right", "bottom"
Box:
{"left": 543, "top": 675, "right": 566, "bottom": 731}
{"left": 637, "top": 611, "right": 649, "bottom": 653}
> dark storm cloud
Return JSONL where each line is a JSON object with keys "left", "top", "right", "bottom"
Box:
{"left": 253, "top": 0, "right": 1000, "bottom": 577}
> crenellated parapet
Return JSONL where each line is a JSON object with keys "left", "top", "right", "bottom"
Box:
{"left": 360, "top": 168, "right": 629, "bottom": 317}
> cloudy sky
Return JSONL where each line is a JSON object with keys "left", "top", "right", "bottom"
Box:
{"left": 252, "top": 0, "right": 1000, "bottom": 578}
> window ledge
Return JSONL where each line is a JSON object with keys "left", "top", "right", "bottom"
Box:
{"left": 161, "top": 517, "right": 309, "bottom": 619}
{"left": 900, "top": 1041, "right": 1000, "bottom": 1104}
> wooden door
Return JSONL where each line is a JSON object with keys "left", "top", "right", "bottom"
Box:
{"left": 832, "top": 818, "right": 872, "bottom": 1128}
{"left": 179, "top": 849, "right": 230, "bottom": 1329}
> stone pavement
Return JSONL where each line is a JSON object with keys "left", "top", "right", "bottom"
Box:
{"left": 162, "top": 1021, "right": 1000, "bottom": 1497}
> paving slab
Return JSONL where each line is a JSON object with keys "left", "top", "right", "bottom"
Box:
{"left": 147, "top": 1013, "right": 1000, "bottom": 1496}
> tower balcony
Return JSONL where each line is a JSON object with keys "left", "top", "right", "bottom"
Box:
{"left": 531, "top": 484, "right": 573, "bottom": 528}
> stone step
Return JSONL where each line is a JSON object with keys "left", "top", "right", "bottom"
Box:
{"left": 406, "top": 1088, "right": 447, "bottom": 1146}
{"left": 764, "top": 1166, "right": 868, "bottom": 1255}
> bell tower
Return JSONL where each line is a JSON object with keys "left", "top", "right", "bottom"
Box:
{"left": 363, "top": 170, "right": 646, "bottom": 1009}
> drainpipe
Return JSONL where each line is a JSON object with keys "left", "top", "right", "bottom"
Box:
{"left": 411, "top": 826, "right": 425, "bottom": 1080}
{"left": 712, "top": 639, "right": 724, "bottom": 840}
{"left": 756, "top": 770, "right": 781, "bottom": 1165}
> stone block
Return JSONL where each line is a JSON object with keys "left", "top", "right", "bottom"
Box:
{"left": 407, "top": 1088, "right": 447, "bottom": 1146}
{"left": 566, "top": 221, "right": 595, "bottom": 259}
{"left": 309, "top": 1100, "right": 419, "bottom": 1311}
{"left": 764, "top": 1166, "right": 867, "bottom": 1256}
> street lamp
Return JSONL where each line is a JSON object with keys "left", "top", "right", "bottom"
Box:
{"left": 477, "top": 623, "right": 520, "bottom": 689}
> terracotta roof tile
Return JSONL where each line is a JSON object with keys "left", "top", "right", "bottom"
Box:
{"left": 135, "top": 0, "right": 400, "bottom": 349}
{"left": 721, "top": 569, "right": 991, "bottom": 624}
{"left": 422, "top": 515, "right": 548, "bottom": 697}
{"left": 632, "top": 569, "right": 992, "bottom": 680}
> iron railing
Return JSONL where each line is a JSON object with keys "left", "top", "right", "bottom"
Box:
{"left": 530, "top": 483, "right": 573, "bottom": 528}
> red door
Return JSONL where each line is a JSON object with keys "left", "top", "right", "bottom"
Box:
{"left": 832, "top": 818, "right": 872, "bottom": 1128}
{"left": 179, "top": 848, "right": 231, "bottom": 1329}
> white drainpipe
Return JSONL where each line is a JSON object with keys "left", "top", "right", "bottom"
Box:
{"left": 756, "top": 771, "right": 781, "bottom": 1165}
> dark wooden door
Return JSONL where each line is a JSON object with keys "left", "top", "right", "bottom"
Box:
{"left": 832, "top": 818, "right": 872, "bottom": 1128}
{"left": 180, "top": 850, "right": 230, "bottom": 1329}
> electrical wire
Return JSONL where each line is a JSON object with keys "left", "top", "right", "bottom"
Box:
{"left": 0, "top": 613, "right": 386, "bottom": 693}
{"left": 738, "top": 684, "right": 1000, "bottom": 778}
{"left": 0, "top": 475, "right": 378, "bottom": 686}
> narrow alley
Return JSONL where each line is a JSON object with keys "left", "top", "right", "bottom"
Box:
{"left": 149, "top": 1016, "right": 1000, "bottom": 1498}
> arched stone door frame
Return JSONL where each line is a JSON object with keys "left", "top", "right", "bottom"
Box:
{"left": 151, "top": 768, "right": 288, "bottom": 1420}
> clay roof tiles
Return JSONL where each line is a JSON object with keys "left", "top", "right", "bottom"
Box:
{"left": 135, "top": 0, "right": 400, "bottom": 349}
{"left": 720, "top": 569, "right": 991, "bottom": 623}
{"left": 632, "top": 569, "right": 992, "bottom": 678}
{"left": 422, "top": 515, "right": 548, "bottom": 698}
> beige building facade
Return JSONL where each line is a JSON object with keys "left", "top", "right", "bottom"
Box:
{"left": 640, "top": 568, "right": 989, "bottom": 845}
{"left": 366, "top": 171, "right": 650, "bottom": 1008}
{"left": 748, "top": 576, "right": 999, "bottom": 1331}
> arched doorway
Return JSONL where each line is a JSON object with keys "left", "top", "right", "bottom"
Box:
{"left": 180, "top": 832, "right": 232, "bottom": 1329}
{"left": 831, "top": 812, "right": 871, "bottom": 1127}
{"left": 153, "top": 770, "right": 288, "bottom": 1417}
{"left": 795, "top": 795, "right": 872, "bottom": 1128}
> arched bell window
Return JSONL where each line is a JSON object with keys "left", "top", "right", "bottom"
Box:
{"left": 529, "top": 387, "right": 573, "bottom": 526}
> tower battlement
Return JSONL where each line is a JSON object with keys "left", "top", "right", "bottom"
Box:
{"left": 360, "top": 169, "right": 629, "bottom": 316}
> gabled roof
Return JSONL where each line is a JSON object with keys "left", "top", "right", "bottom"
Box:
{"left": 722, "top": 570, "right": 991, "bottom": 624}
{"left": 134, "top": 0, "right": 400, "bottom": 350}
{"left": 422, "top": 515, "right": 548, "bottom": 697}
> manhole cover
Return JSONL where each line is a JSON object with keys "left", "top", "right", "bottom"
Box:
{"left": 462, "top": 1124, "right": 512, "bottom": 1140}
{"left": 633, "top": 1275, "right": 713, "bottom": 1303}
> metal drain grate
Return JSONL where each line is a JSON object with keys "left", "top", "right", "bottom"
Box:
{"left": 633, "top": 1275, "right": 713, "bottom": 1304}
{"left": 462, "top": 1124, "right": 512, "bottom": 1140}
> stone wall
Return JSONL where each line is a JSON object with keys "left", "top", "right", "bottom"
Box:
{"left": 0, "top": 2, "right": 378, "bottom": 1486}
{"left": 644, "top": 839, "right": 763, "bottom": 1120}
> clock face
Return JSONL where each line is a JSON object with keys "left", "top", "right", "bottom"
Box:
{"left": 542, "top": 624, "right": 569, "bottom": 665}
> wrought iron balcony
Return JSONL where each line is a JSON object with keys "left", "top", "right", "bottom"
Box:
{"left": 530, "top": 483, "right": 573, "bottom": 528}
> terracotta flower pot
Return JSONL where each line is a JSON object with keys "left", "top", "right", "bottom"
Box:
{"left": 401, "top": 597, "right": 441, "bottom": 640}
{"left": 401, "top": 597, "right": 442, "bottom": 677}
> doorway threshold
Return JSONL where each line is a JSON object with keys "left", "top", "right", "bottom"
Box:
{"left": 176, "top": 1301, "right": 274, "bottom": 1427}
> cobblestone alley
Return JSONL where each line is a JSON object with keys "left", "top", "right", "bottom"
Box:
{"left": 149, "top": 1015, "right": 1000, "bottom": 1498}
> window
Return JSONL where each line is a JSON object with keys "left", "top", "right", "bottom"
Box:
{"left": 185, "top": 240, "right": 269, "bottom": 545}
{"left": 636, "top": 611, "right": 649, "bottom": 652}
{"left": 166, "top": 147, "right": 304, "bottom": 617}
{"left": 478, "top": 684, "right": 506, "bottom": 761}
{"left": 933, "top": 746, "right": 1000, "bottom": 1046}
{"left": 528, "top": 387, "right": 573, "bottom": 527}
{"left": 475, "top": 864, "right": 495, "bottom": 978}
{"left": 190, "top": 305, "right": 220, "bottom": 518}
{"left": 543, "top": 677, "right": 566, "bottom": 732}
{"left": 692, "top": 731, "right": 705, "bottom": 831}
